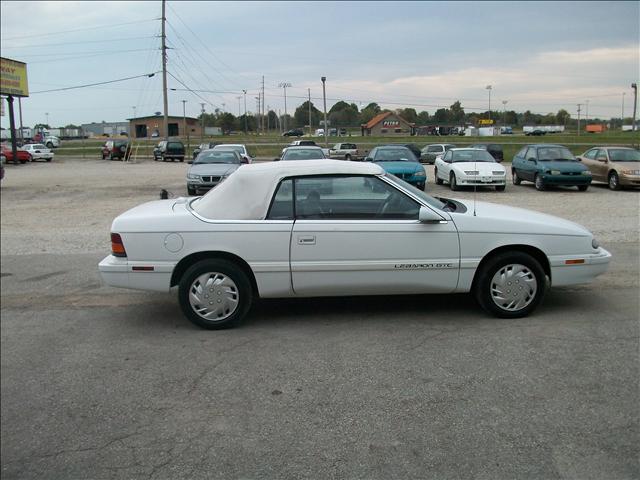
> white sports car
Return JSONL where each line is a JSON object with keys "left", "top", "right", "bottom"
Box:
{"left": 99, "top": 160, "right": 611, "bottom": 329}
{"left": 435, "top": 148, "right": 506, "bottom": 191}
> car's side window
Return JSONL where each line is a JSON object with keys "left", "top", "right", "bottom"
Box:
{"left": 515, "top": 147, "right": 527, "bottom": 158}
{"left": 266, "top": 179, "right": 294, "bottom": 220}
{"left": 293, "top": 176, "right": 420, "bottom": 220}
{"left": 583, "top": 149, "right": 597, "bottom": 159}
{"left": 442, "top": 151, "right": 452, "bottom": 162}
{"left": 525, "top": 147, "right": 537, "bottom": 160}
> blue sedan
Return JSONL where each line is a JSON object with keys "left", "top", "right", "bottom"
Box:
{"left": 365, "top": 146, "right": 427, "bottom": 190}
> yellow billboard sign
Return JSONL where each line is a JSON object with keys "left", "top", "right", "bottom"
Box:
{"left": 0, "top": 57, "right": 29, "bottom": 97}
{"left": 478, "top": 119, "right": 494, "bottom": 125}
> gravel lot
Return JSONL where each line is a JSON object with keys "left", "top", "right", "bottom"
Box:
{"left": 1, "top": 157, "right": 638, "bottom": 479}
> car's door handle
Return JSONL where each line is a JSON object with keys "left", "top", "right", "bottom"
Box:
{"left": 297, "top": 236, "right": 316, "bottom": 245}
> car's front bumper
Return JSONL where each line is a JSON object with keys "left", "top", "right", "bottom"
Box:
{"left": 458, "top": 175, "right": 506, "bottom": 186}
{"left": 619, "top": 173, "right": 640, "bottom": 187}
{"left": 98, "top": 255, "right": 175, "bottom": 292}
{"left": 539, "top": 173, "right": 592, "bottom": 186}
{"left": 548, "top": 247, "right": 612, "bottom": 286}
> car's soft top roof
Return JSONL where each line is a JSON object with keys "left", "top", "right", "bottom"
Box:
{"left": 192, "top": 159, "right": 384, "bottom": 220}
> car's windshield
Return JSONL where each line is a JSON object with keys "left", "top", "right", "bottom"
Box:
{"left": 451, "top": 150, "right": 496, "bottom": 163}
{"left": 215, "top": 145, "right": 244, "bottom": 154}
{"left": 282, "top": 148, "right": 325, "bottom": 160}
{"left": 538, "top": 147, "right": 576, "bottom": 161}
{"left": 31, "top": 144, "right": 46, "bottom": 149}
{"left": 194, "top": 151, "right": 240, "bottom": 164}
{"left": 167, "top": 142, "right": 183, "bottom": 149}
{"left": 374, "top": 148, "right": 417, "bottom": 162}
{"left": 383, "top": 173, "right": 446, "bottom": 211}
{"left": 608, "top": 149, "right": 640, "bottom": 162}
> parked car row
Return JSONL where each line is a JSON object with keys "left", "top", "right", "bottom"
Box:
{"left": 1, "top": 143, "right": 54, "bottom": 164}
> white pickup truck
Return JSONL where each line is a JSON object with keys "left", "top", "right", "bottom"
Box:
{"left": 327, "top": 142, "right": 363, "bottom": 160}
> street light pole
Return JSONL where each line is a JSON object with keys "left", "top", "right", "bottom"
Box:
{"left": 242, "top": 89, "right": 248, "bottom": 134}
{"left": 45, "top": 112, "right": 49, "bottom": 128}
{"left": 502, "top": 100, "right": 508, "bottom": 126}
{"left": 485, "top": 85, "right": 492, "bottom": 120}
{"left": 278, "top": 82, "right": 292, "bottom": 131}
{"left": 631, "top": 83, "right": 638, "bottom": 132}
{"left": 577, "top": 103, "right": 582, "bottom": 136}
{"left": 321, "top": 76, "right": 327, "bottom": 147}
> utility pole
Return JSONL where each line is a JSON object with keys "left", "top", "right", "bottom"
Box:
{"left": 255, "top": 96, "right": 260, "bottom": 133}
{"left": 321, "top": 77, "right": 327, "bottom": 147}
{"left": 262, "top": 75, "right": 265, "bottom": 134}
{"left": 242, "top": 90, "right": 248, "bottom": 134}
{"left": 577, "top": 103, "right": 582, "bottom": 136}
{"left": 631, "top": 83, "right": 638, "bottom": 131}
{"left": 486, "top": 85, "right": 492, "bottom": 120}
{"left": 182, "top": 99, "right": 188, "bottom": 150}
{"left": 161, "top": 0, "right": 169, "bottom": 140}
{"left": 502, "top": 100, "right": 508, "bottom": 126}
{"left": 200, "top": 102, "right": 205, "bottom": 141}
{"left": 279, "top": 82, "right": 291, "bottom": 131}
{"left": 308, "top": 88, "right": 312, "bottom": 136}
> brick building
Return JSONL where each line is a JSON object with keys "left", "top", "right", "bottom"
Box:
{"left": 129, "top": 115, "right": 201, "bottom": 138}
{"left": 361, "top": 111, "right": 415, "bottom": 136}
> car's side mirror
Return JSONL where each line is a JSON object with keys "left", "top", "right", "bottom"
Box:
{"left": 419, "top": 206, "right": 446, "bottom": 223}
{"left": 273, "top": 157, "right": 280, "bottom": 162}
{"left": 241, "top": 155, "right": 249, "bottom": 164}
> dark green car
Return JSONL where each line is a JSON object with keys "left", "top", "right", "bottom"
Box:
{"left": 512, "top": 144, "right": 592, "bottom": 191}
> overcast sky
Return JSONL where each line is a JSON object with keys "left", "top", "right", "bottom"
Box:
{"left": 1, "top": 1, "right": 638, "bottom": 127}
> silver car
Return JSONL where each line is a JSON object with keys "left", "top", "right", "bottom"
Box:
{"left": 186, "top": 149, "right": 247, "bottom": 196}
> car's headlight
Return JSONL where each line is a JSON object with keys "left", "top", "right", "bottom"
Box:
{"left": 592, "top": 238, "right": 600, "bottom": 249}
{"left": 464, "top": 170, "right": 479, "bottom": 175}
{"left": 622, "top": 169, "right": 640, "bottom": 175}
{"left": 581, "top": 170, "right": 592, "bottom": 176}
{"left": 187, "top": 174, "right": 201, "bottom": 180}
{"left": 550, "top": 170, "right": 561, "bottom": 175}
{"left": 492, "top": 171, "right": 505, "bottom": 175}
{"left": 414, "top": 170, "right": 426, "bottom": 177}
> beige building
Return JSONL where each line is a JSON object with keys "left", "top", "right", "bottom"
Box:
{"left": 129, "top": 115, "right": 201, "bottom": 139}
{"left": 361, "top": 112, "right": 415, "bottom": 136}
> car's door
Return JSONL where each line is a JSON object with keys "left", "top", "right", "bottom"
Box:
{"left": 290, "top": 175, "right": 460, "bottom": 296}
{"left": 435, "top": 150, "right": 453, "bottom": 181}
{"left": 593, "top": 149, "right": 611, "bottom": 181}
{"left": 519, "top": 147, "right": 538, "bottom": 181}
{"left": 580, "top": 148, "right": 600, "bottom": 180}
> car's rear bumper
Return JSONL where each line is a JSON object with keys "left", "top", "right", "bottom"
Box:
{"left": 548, "top": 247, "right": 612, "bottom": 286}
{"left": 98, "top": 255, "right": 175, "bottom": 292}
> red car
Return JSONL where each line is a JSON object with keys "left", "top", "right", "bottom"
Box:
{"left": 1, "top": 144, "right": 31, "bottom": 164}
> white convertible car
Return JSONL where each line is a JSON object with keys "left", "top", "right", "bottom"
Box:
{"left": 435, "top": 148, "right": 507, "bottom": 191}
{"left": 99, "top": 160, "right": 611, "bottom": 329}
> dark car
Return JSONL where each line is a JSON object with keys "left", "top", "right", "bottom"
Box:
{"left": 192, "top": 142, "right": 221, "bottom": 160}
{"left": 101, "top": 140, "right": 131, "bottom": 161}
{"left": 282, "top": 129, "right": 304, "bottom": 137}
{"left": 525, "top": 129, "right": 546, "bottom": 136}
{"left": 469, "top": 143, "right": 504, "bottom": 162}
{"left": 512, "top": 144, "right": 592, "bottom": 191}
{"left": 153, "top": 140, "right": 185, "bottom": 162}
{"left": 365, "top": 146, "right": 427, "bottom": 190}
{"left": 186, "top": 149, "right": 244, "bottom": 195}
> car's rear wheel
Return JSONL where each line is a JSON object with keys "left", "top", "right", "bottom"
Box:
{"left": 345, "top": 154, "right": 351, "bottom": 161}
{"left": 450, "top": 172, "right": 459, "bottom": 191}
{"left": 577, "top": 185, "right": 589, "bottom": 192}
{"left": 474, "top": 251, "right": 546, "bottom": 318}
{"left": 608, "top": 171, "right": 621, "bottom": 191}
{"left": 534, "top": 174, "right": 545, "bottom": 191}
{"left": 512, "top": 169, "right": 521, "bottom": 185}
{"left": 179, "top": 259, "right": 253, "bottom": 330}
{"left": 435, "top": 168, "right": 443, "bottom": 185}
{"left": 46, "top": 142, "right": 53, "bottom": 148}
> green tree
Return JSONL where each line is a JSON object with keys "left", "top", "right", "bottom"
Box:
{"left": 432, "top": 108, "right": 449, "bottom": 123}
{"left": 216, "top": 112, "right": 236, "bottom": 133}
{"left": 328, "top": 101, "right": 359, "bottom": 127}
{"left": 416, "top": 111, "right": 430, "bottom": 124}
{"left": 398, "top": 108, "right": 417, "bottom": 123}
{"left": 556, "top": 109, "right": 570, "bottom": 125}
{"left": 267, "top": 110, "right": 279, "bottom": 131}
{"left": 360, "top": 102, "right": 381, "bottom": 124}
{"left": 294, "top": 101, "right": 321, "bottom": 128}
{"left": 449, "top": 101, "right": 465, "bottom": 122}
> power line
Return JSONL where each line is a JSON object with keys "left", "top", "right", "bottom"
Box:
{"left": 167, "top": 70, "right": 220, "bottom": 110}
{"left": 2, "top": 36, "right": 158, "bottom": 49}
{"left": 30, "top": 72, "right": 160, "bottom": 94}
{"left": 15, "top": 48, "right": 161, "bottom": 58}
{"left": 1, "top": 18, "right": 159, "bottom": 41}
{"left": 27, "top": 48, "right": 158, "bottom": 64}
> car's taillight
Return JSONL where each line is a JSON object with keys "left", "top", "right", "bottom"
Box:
{"left": 111, "top": 233, "right": 127, "bottom": 257}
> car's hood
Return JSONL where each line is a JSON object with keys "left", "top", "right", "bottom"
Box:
{"left": 538, "top": 160, "right": 587, "bottom": 172}
{"left": 449, "top": 199, "right": 591, "bottom": 237}
{"left": 375, "top": 161, "right": 422, "bottom": 174}
{"left": 451, "top": 162, "right": 504, "bottom": 173}
{"left": 609, "top": 161, "right": 640, "bottom": 170}
{"left": 189, "top": 163, "right": 239, "bottom": 176}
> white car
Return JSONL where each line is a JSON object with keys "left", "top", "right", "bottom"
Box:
{"left": 212, "top": 144, "right": 252, "bottom": 163}
{"left": 99, "top": 160, "right": 611, "bottom": 329}
{"left": 22, "top": 143, "right": 54, "bottom": 162}
{"left": 435, "top": 148, "right": 507, "bottom": 191}
{"left": 44, "top": 136, "right": 61, "bottom": 148}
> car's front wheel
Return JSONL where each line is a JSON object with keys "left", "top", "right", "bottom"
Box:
{"left": 474, "top": 251, "right": 546, "bottom": 318}
{"left": 178, "top": 259, "right": 253, "bottom": 330}
{"left": 608, "top": 171, "right": 621, "bottom": 191}
{"left": 345, "top": 154, "right": 351, "bottom": 161}
{"left": 450, "top": 172, "right": 459, "bottom": 191}
{"left": 496, "top": 185, "right": 505, "bottom": 192}
{"left": 187, "top": 186, "right": 196, "bottom": 196}
{"left": 577, "top": 185, "right": 589, "bottom": 192}
{"left": 435, "top": 168, "right": 443, "bottom": 185}
{"left": 46, "top": 142, "right": 53, "bottom": 148}
{"left": 534, "top": 174, "right": 545, "bottom": 191}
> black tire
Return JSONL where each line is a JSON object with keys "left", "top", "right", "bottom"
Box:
{"left": 474, "top": 251, "right": 546, "bottom": 318}
{"left": 496, "top": 185, "right": 505, "bottom": 192}
{"left": 435, "top": 168, "right": 443, "bottom": 185}
{"left": 187, "top": 186, "right": 196, "bottom": 196}
{"left": 178, "top": 259, "right": 253, "bottom": 330}
{"left": 534, "top": 174, "right": 545, "bottom": 191}
{"left": 608, "top": 171, "right": 621, "bottom": 191}
{"left": 577, "top": 185, "right": 589, "bottom": 192}
{"left": 179, "top": 158, "right": 184, "bottom": 162}
{"left": 109, "top": 153, "right": 115, "bottom": 161}
{"left": 512, "top": 169, "right": 521, "bottom": 185}
{"left": 450, "top": 172, "right": 459, "bottom": 191}
{"left": 417, "top": 183, "right": 425, "bottom": 191}
{"left": 345, "top": 154, "right": 351, "bottom": 161}
{"left": 46, "top": 142, "right": 53, "bottom": 148}
{"left": 46, "top": 158, "right": 51, "bottom": 162}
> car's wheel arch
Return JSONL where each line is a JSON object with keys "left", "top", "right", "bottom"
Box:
{"left": 170, "top": 250, "right": 259, "bottom": 296}
{"left": 471, "top": 244, "right": 551, "bottom": 292}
